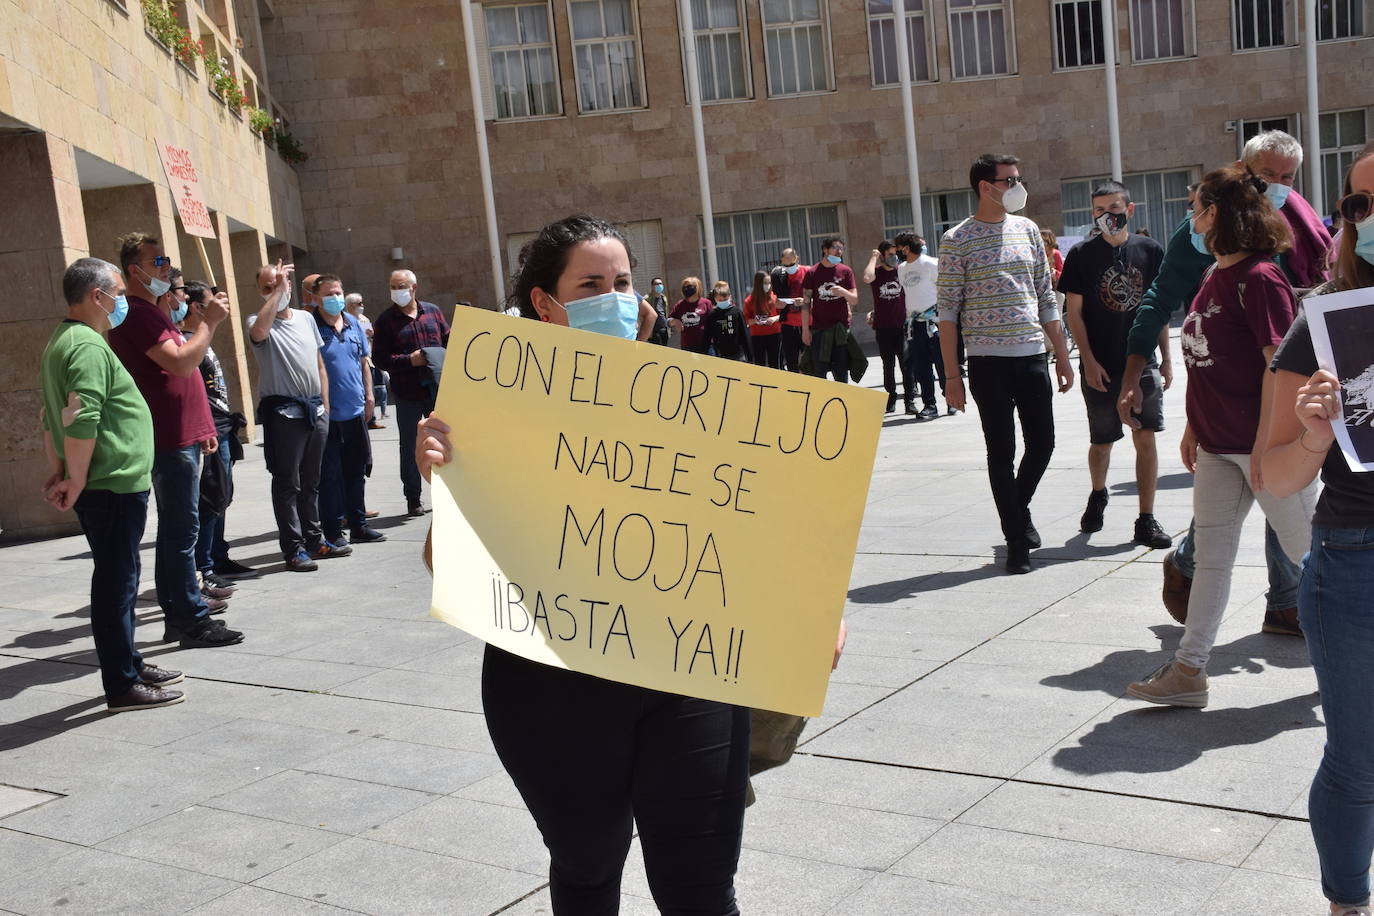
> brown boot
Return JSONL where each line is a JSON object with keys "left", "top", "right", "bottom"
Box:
{"left": 1262, "top": 606, "right": 1303, "bottom": 637}
{"left": 1162, "top": 550, "right": 1192, "bottom": 624}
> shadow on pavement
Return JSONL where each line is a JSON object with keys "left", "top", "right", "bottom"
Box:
{"left": 1109, "top": 471, "right": 1194, "bottom": 496}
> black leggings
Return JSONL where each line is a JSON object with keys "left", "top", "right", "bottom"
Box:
{"left": 751, "top": 333, "right": 782, "bottom": 369}
{"left": 482, "top": 646, "right": 749, "bottom": 915}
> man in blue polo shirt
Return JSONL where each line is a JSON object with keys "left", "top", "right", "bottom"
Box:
{"left": 315, "top": 274, "right": 384, "bottom": 545}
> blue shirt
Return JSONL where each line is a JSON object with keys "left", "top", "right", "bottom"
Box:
{"left": 317, "top": 311, "right": 369, "bottom": 421}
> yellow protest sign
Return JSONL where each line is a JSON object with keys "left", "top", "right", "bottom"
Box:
{"left": 429, "top": 309, "right": 883, "bottom": 716}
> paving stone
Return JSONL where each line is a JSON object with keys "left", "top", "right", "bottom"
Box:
{"left": 205, "top": 770, "right": 438, "bottom": 836}
{"left": 0, "top": 828, "right": 78, "bottom": 885}
{"left": 1239, "top": 819, "right": 1322, "bottom": 881}
{"left": 822, "top": 871, "right": 1100, "bottom": 915}
{"left": 804, "top": 717, "right": 1061, "bottom": 778}
{"left": 742, "top": 793, "right": 941, "bottom": 869}
{"left": 186, "top": 885, "right": 362, "bottom": 914}
{"left": 368, "top": 796, "right": 549, "bottom": 874}
{"left": 0, "top": 846, "right": 236, "bottom": 915}
{"left": 752, "top": 753, "right": 1000, "bottom": 821}
{"left": 0, "top": 784, "right": 58, "bottom": 818}
{"left": 298, "top": 737, "right": 505, "bottom": 794}
{"left": 1198, "top": 865, "right": 1326, "bottom": 912}
{"left": 163, "top": 719, "right": 369, "bottom": 769}
{"left": 330, "top": 667, "right": 483, "bottom": 713}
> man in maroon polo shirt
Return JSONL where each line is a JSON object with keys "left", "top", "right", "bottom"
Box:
{"left": 108, "top": 232, "right": 243, "bottom": 648}
{"left": 371, "top": 268, "right": 450, "bottom": 517}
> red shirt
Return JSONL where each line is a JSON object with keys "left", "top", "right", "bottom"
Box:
{"left": 743, "top": 293, "right": 781, "bottom": 336}
{"left": 1181, "top": 255, "right": 1296, "bottom": 454}
{"left": 804, "top": 262, "right": 855, "bottom": 332}
{"left": 670, "top": 297, "right": 712, "bottom": 351}
{"left": 780, "top": 266, "right": 808, "bottom": 327}
{"left": 108, "top": 297, "right": 215, "bottom": 450}
{"left": 869, "top": 265, "right": 906, "bottom": 329}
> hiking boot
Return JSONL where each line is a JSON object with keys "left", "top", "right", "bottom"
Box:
{"left": 1262, "top": 606, "right": 1303, "bottom": 637}
{"left": 138, "top": 663, "right": 184, "bottom": 687}
{"left": 1080, "top": 489, "right": 1109, "bottom": 533}
{"left": 1162, "top": 550, "right": 1192, "bottom": 625}
{"left": 107, "top": 682, "right": 184, "bottom": 713}
{"left": 1127, "top": 661, "right": 1208, "bottom": 708}
{"left": 1006, "top": 539, "right": 1032, "bottom": 575}
{"left": 1133, "top": 514, "right": 1172, "bottom": 549}
{"left": 885, "top": 392, "right": 898, "bottom": 413}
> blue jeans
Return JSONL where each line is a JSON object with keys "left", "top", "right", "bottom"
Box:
{"left": 151, "top": 445, "right": 211, "bottom": 629}
{"left": 195, "top": 433, "right": 232, "bottom": 574}
{"left": 1174, "top": 519, "right": 1300, "bottom": 611}
{"left": 1301, "top": 526, "right": 1374, "bottom": 908}
{"left": 73, "top": 489, "right": 148, "bottom": 698}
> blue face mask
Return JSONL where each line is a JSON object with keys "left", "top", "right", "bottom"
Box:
{"left": 653, "top": 283, "right": 664, "bottom": 295}
{"left": 561, "top": 290, "right": 640, "bottom": 340}
{"left": 716, "top": 297, "right": 732, "bottom": 309}
{"left": 1189, "top": 215, "right": 1210, "bottom": 256}
{"left": 100, "top": 290, "right": 130, "bottom": 329}
{"left": 785, "top": 264, "right": 798, "bottom": 275}
{"left": 1354, "top": 216, "right": 1374, "bottom": 266}
{"left": 170, "top": 302, "right": 188, "bottom": 323}
{"left": 321, "top": 294, "right": 347, "bottom": 316}
{"left": 136, "top": 264, "right": 171, "bottom": 298}
{"left": 1264, "top": 182, "right": 1292, "bottom": 210}
{"left": 826, "top": 254, "right": 842, "bottom": 265}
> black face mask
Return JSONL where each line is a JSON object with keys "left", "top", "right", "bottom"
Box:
{"left": 683, "top": 285, "right": 696, "bottom": 297}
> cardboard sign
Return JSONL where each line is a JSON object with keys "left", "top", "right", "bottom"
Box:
{"left": 429, "top": 309, "right": 883, "bottom": 716}
{"left": 155, "top": 139, "right": 216, "bottom": 239}
{"left": 1304, "top": 286, "right": 1374, "bottom": 472}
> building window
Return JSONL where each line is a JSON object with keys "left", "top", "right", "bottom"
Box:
{"left": 867, "top": 0, "right": 936, "bottom": 85}
{"left": 484, "top": 3, "right": 561, "bottom": 119}
{"left": 702, "top": 205, "right": 842, "bottom": 302}
{"left": 1232, "top": 0, "right": 1289, "bottom": 49}
{"left": 687, "top": 0, "right": 751, "bottom": 102}
{"left": 948, "top": 0, "right": 1014, "bottom": 78}
{"left": 510, "top": 220, "right": 663, "bottom": 293}
{"left": 881, "top": 191, "right": 977, "bottom": 256}
{"left": 1059, "top": 169, "right": 1194, "bottom": 238}
{"left": 1130, "top": 0, "right": 1194, "bottom": 60}
{"left": 1321, "top": 108, "right": 1369, "bottom": 217}
{"left": 1054, "top": 0, "right": 1104, "bottom": 69}
{"left": 569, "top": 0, "right": 645, "bottom": 112}
{"left": 761, "top": 0, "right": 834, "bottom": 96}
{"left": 1318, "top": 0, "right": 1370, "bottom": 39}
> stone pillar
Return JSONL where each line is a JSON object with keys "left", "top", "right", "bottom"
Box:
{"left": 0, "top": 133, "right": 90, "bottom": 541}
{"left": 230, "top": 228, "right": 269, "bottom": 437}
{"left": 81, "top": 184, "right": 166, "bottom": 267}
{"left": 209, "top": 213, "right": 255, "bottom": 436}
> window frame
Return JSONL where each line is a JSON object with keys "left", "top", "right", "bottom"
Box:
{"left": 483, "top": 1, "right": 565, "bottom": 122}
{"left": 1230, "top": 0, "right": 1294, "bottom": 52}
{"left": 1052, "top": 0, "right": 1106, "bottom": 70}
{"left": 1319, "top": 108, "right": 1370, "bottom": 217}
{"left": 566, "top": 0, "right": 650, "bottom": 115}
{"left": 1129, "top": 0, "right": 1196, "bottom": 62}
{"left": 760, "top": 0, "right": 837, "bottom": 98}
{"left": 880, "top": 190, "right": 978, "bottom": 258}
{"left": 700, "top": 204, "right": 845, "bottom": 302}
{"left": 1317, "top": 0, "right": 1372, "bottom": 41}
{"left": 946, "top": 0, "right": 1017, "bottom": 80}
{"left": 1058, "top": 168, "right": 1196, "bottom": 240}
{"left": 866, "top": 0, "right": 939, "bottom": 87}
{"left": 682, "top": 0, "right": 755, "bottom": 103}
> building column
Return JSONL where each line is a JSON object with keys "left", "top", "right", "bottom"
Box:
{"left": 230, "top": 228, "right": 269, "bottom": 439}
{"left": 0, "top": 132, "right": 89, "bottom": 540}
{"left": 210, "top": 213, "right": 255, "bottom": 436}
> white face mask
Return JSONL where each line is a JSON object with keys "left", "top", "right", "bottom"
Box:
{"left": 391, "top": 288, "right": 413, "bottom": 307}
{"left": 1001, "top": 182, "right": 1028, "bottom": 213}
{"left": 276, "top": 287, "right": 291, "bottom": 313}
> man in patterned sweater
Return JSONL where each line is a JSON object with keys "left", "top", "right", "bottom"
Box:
{"left": 937, "top": 153, "right": 1075, "bottom": 574}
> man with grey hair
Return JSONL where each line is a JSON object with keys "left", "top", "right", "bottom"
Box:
{"left": 344, "top": 292, "right": 385, "bottom": 428}
{"left": 1239, "top": 129, "right": 1332, "bottom": 289}
{"left": 40, "top": 258, "right": 187, "bottom": 711}
{"left": 372, "top": 268, "right": 449, "bottom": 516}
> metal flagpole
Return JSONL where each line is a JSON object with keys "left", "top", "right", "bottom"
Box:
{"left": 1103, "top": 0, "right": 1122, "bottom": 181}
{"left": 678, "top": 0, "right": 719, "bottom": 282}
{"left": 461, "top": 0, "right": 506, "bottom": 306}
{"left": 890, "top": 0, "right": 923, "bottom": 233}
{"left": 1303, "top": 0, "right": 1321, "bottom": 200}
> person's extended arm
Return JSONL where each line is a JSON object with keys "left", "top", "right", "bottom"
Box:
{"left": 1157, "top": 326, "right": 1173, "bottom": 390}
{"left": 1263, "top": 368, "right": 1338, "bottom": 498}
{"left": 318, "top": 351, "right": 330, "bottom": 415}
{"left": 1250, "top": 345, "right": 1279, "bottom": 492}
{"left": 148, "top": 294, "right": 228, "bottom": 377}
{"left": 862, "top": 250, "right": 879, "bottom": 285}
{"left": 801, "top": 288, "right": 813, "bottom": 345}
{"left": 1042, "top": 319, "right": 1074, "bottom": 392}
{"left": 637, "top": 299, "right": 655, "bottom": 341}
{"left": 935, "top": 238, "right": 965, "bottom": 409}
{"left": 247, "top": 271, "right": 289, "bottom": 344}
{"left": 44, "top": 436, "right": 94, "bottom": 511}
{"left": 1065, "top": 292, "right": 1103, "bottom": 390}
{"left": 371, "top": 313, "right": 414, "bottom": 374}
{"left": 361, "top": 353, "right": 374, "bottom": 421}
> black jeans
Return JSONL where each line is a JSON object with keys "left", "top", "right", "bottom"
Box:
{"left": 319, "top": 415, "right": 369, "bottom": 539}
{"left": 750, "top": 333, "right": 782, "bottom": 369}
{"left": 483, "top": 646, "right": 748, "bottom": 915}
{"left": 779, "top": 324, "right": 804, "bottom": 372}
{"left": 907, "top": 328, "right": 946, "bottom": 409}
{"left": 73, "top": 489, "right": 148, "bottom": 698}
{"left": 262, "top": 408, "right": 328, "bottom": 558}
{"left": 967, "top": 354, "right": 1056, "bottom": 543}
{"left": 395, "top": 397, "right": 429, "bottom": 506}
{"left": 874, "top": 327, "right": 912, "bottom": 402}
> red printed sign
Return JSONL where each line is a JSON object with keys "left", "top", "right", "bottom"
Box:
{"left": 156, "top": 139, "right": 216, "bottom": 238}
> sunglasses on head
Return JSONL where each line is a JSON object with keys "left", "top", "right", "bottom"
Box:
{"left": 1338, "top": 191, "right": 1372, "bottom": 225}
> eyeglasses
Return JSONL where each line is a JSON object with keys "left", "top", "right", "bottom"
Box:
{"left": 987, "top": 176, "right": 1026, "bottom": 187}
{"left": 1338, "top": 191, "right": 1372, "bottom": 225}
{"left": 144, "top": 256, "right": 172, "bottom": 267}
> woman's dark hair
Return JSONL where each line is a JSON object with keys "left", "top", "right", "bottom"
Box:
{"left": 506, "top": 215, "right": 635, "bottom": 319}
{"left": 749, "top": 269, "right": 769, "bottom": 307}
{"left": 969, "top": 153, "right": 1019, "bottom": 195}
{"left": 1196, "top": 166, "right": 1292, "bottom": 258}
{"left": 184, "top": 280, "right": 211, "bottom": 304}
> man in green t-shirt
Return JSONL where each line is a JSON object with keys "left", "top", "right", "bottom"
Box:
{"left": 39, "top": 258, "right": 186, "bottom": 713}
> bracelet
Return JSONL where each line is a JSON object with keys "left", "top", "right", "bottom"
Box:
{"left": 1298, "top": 429, "right": 1331, "bottom": 454}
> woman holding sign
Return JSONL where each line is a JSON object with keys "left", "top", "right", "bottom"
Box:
{"left": 417, "top": 215, "right": 751, "bottom": 916}
{"left": 1263, "top": 144, "right": 1374, "bottom": 916}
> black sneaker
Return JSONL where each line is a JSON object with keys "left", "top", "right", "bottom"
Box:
{"left": 349, "top": 525, "right": 387, "bottom": 543}
{"left": 108, "top": 682, "right": 184, "bottom": 713}
{"left": 1024, "top": 514, "right": 1042, "bottom": 549}
{"left": 203, "top": 572, "right": 238, "bottom": 591}
{"left": 407, "top": 503, "right": 427, "bottom": 518}
{"left": 1006, "top": 539, "right": 1032, "bottom": 575}
{"left": 214, "top": 559, "right": 260, "bottom": 579}
{"left": 162, "top": 619, "right": 244, "bottom": 648}
{"left": 904, "top": 400, "right": 918, "bottom": 416}
{"left": 919, "top": 405, "right": 938, "bottom": 420}
{"left": 1080, "top": 489, "right": 1109, "bottom": 533}
{"left": 1133, "top": 514, "right": 1172, "bottom": 549}
{"left": 139, "top": 663, "right": 184, "bottom": 687}
{"left": 885, "top": 393, "right": 898, "bottom": 413}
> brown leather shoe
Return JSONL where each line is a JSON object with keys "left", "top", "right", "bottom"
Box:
{"left": 139, "top": 663, "right": 184, "bottom": 687}
{"left": 1262, "top": 606, "right": 1303, "bottom": 637}
{"left": 1162, "top": 550, "right": 1191, "bottom": 625}
{"left": 108, "top": 682, "right": 185, "bottom": 713}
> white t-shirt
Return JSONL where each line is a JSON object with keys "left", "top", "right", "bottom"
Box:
{"left": 897, "top": 253, "right": 938, "bottom": 314}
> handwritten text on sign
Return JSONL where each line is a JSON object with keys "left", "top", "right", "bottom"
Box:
{"left": 429, "top": 309, "right": 883, "bottom": 716}
{"left": 155, "top": 140, "right": 216, "bottom": 239}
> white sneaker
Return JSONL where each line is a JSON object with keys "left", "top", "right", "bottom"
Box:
{"left": 1333, "top": 907, "right": 1371, "bottom": 916}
